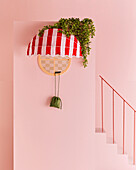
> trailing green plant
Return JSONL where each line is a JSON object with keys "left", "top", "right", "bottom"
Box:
{"left": 38, "top": 18, "right": 95, "bottom": 68}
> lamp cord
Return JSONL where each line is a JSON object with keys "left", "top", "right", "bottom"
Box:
{"left": 55, "top": 73, "right": 60, "bottom": 97}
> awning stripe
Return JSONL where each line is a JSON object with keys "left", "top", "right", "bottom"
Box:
{"left": 69, "top": 35, "right": 74, "bottom": 58}
{"left": 55, "top": 29, "right": 62, "bottom": 55}
{"left": 41, "top": 29, "right": 48, "bottom": 56}
{"left": 27, "top": 28, "right": 82, "bottom": 58}
{"left": 34, "top": 35, "right": 39, "bottom": 56}
{"left": 51, "top": 29, "right": 57, "bottom": 56}
{"left": 31, "top": 35, "right": 36, "bottom": 55}
{"left": 72, "top": 36, "right": 77, "bottom": 56}
{"left": 46, "top": 29, "right": 53, "bottom": 54}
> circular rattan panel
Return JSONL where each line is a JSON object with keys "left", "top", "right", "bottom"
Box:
{"left": 38, "top": 55, "right": 71, "bottom": 76}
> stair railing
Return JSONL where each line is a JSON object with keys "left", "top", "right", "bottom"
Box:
{"left": 99, "top": 75, "right": 136, "bottom": 165}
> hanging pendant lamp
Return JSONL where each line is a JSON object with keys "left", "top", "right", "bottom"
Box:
{"left": 26, "top": 28, "right": 83, "bottom": 109}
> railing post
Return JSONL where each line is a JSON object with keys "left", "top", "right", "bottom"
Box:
{"left": 101, "top": 78, "right": 104, "bottom": 132}
{"left": 123, "top": 100, "right": 125, "bottom": 154}
{"left": 99, "top": 75, "right": 136, "bottom": 161}
{"left": 113, "top": 89, "right": 114, "bottom": 144}
{"left": 133, "top": 111, "right": 135, "bottom": 165}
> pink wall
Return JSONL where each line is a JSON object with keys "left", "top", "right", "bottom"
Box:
{"left": 95, "top": 0, "right": 136, "bottom": 160}
{"left": 95, "top": 0, "right": 136, "bottom": 127}
{"left": 1, "top": 0, "right": 136, "bottom": 169}
{"left": 2, "top": 0, "right": 97, "bottom": 169}
{"left": 14, "top": 21, "right": 95, "bottom": 170}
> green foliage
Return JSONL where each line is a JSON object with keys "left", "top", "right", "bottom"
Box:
{"left": 38, "top": 18, "right": 95, "bottom": 68}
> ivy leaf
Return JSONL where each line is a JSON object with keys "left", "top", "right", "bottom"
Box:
{"left": 38, "top": 18, "right": 95, "bottom": 68}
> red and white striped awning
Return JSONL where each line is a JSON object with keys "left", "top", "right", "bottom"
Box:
{"left": 27, "top": 28, "right": 82, "bottom": 58}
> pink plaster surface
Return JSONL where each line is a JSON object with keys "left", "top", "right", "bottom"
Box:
{"left": 1, "top": 0, "right": 136, "bottom": 169}
{"left": 95, "top": 0, "right": 136, "bottom": 161}
{"left": 14, "top": 21, "right": 95, "bottom": 170}
{"left": 95, "top": 132, "right": 136, "bottom": 170}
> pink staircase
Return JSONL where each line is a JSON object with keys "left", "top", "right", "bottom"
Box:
{"left": 95, "top": 75, "right": 136, "bottom": 169}
{"left": 95, "top": 130, "right": 136, "bottom": 170}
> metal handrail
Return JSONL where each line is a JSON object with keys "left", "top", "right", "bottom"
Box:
{"left": 99, "top": 75, "right": 136, "bottom": 165}
{"left": 99, "top": 75, "right": 136, "bottom": 112}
